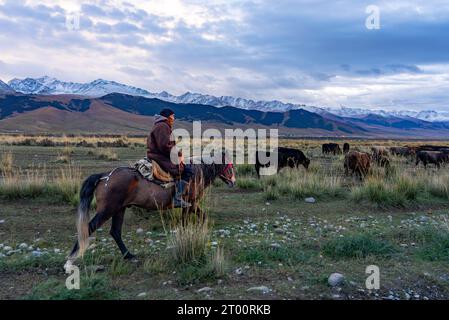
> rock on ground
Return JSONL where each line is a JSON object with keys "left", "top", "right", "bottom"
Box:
{"left": 328, "top": 273, "right": 345, "bottom": 287}
{"left": 247, "top": 286, "right": 271, "bottom": 294}
{"left": 305, "top": 197, "right": 316, "bottom": 203}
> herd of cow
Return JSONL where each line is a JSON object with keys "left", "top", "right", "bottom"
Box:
{"left": 255, "top": 143, "right": 449, "bottom": 180}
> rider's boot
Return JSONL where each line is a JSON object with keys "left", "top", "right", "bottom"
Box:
{"left": 173, "top": 180, "right": 191, "bottom": 208}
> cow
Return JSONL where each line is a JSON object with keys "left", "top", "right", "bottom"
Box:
{"left": 343, "top": 143, "right": 350, "bottom": 154}
{"left": 415, "top": 151, "right": 449, "bottom": 169}
{"left": 371, "top": 146, "right": 389, "bottom": 163}
{"left": 344, "top": 151, "right": 371, "bottom": 180}
{"left": 377, "top": 154, "right": 390, "bottom": 168}
{"left": 417, "top": 145, "right": 449, "bottom": 153}
{"left": 322, "top": 143, "right": 342, "bottom": 155}
{"left": 389, "top": 146, "right": 415, "bottom": 157}
{"left": 255, "top": 147, "right": 310, "bottom": 178}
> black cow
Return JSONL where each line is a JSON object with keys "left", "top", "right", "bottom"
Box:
{"left": 390, "top": 146, "right": 415, "bottom": 157}
{"left": 322, "top": 143, "right": 342, "bottom": 155}
{"left": 416, "top": 151, "right": 449, "bottom": 169}
{"left": 255, "top": 147, "right": 310, "bottom": 178}
{"left": 343, "top": 143, "right": 350, "bottom": 154}
{"left": 417, "top": 145, "right": 449, "bottom": 153}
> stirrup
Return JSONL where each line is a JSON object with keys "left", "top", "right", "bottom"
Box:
{"left": 173, "top": 198, "right": 191, "bottom": 208}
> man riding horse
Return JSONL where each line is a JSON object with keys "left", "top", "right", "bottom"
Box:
{"left": 147, "top": 108, "right": 193, "bottom": 208}
{"left": 66, "top": 109, "right": 235, "bottom": 264}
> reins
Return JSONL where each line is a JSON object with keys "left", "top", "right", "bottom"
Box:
{"left": 219, "top": 162, "right": 234, "bottom": 183}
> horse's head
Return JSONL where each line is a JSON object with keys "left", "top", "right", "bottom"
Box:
{"left": 219, "top": 151, "right": 236, "bottom": 187}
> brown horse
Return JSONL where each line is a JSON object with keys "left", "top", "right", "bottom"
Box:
{"left": 66, "top": 153, "right": 235, "bottom": 265}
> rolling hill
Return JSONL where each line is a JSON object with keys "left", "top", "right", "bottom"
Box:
{"left": 0, "top": 92, "right": 448, "bottom": 138}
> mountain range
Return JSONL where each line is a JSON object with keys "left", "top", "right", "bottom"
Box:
{"left": 4, "top": 76, "right": 449, "bottom": 122}
{"left": 1, "top": 76, "right": 449, "bottom": 138}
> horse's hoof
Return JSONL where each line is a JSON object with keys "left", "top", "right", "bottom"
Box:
{"left": 123, "top": 252, "right": 137, "bottom": 261}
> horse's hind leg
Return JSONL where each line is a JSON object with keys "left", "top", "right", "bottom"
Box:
{"left": 110, "top": 209, "right": 135, "bottom": 260}
{"left": 68, "top": 210, "right": 112, "bottom": 259}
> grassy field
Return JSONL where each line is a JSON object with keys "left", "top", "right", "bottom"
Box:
{"left": 1, "top": 136, "right": 449, "bottom": 300}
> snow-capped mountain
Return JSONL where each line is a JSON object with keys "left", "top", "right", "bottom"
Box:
{"left": 165, "top": 92, "right": 305, "bottom": 112}
{"left": 8, "top": 76, "right": 154, "bottom": 97}
{"left": 0, "top": 79, "right": 14, "bottom": 93}
{"left": 412, "top": 110, "right": 449, "bottom": 122}
{"left": 313, "top": 106, "right": 449, "bottom": 122}
{"left": 5, "top": 76, "right": 449, "bottom": 122}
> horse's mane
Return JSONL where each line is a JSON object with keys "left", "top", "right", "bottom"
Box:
{"left": 197, "top": 161, "right": 226, "bottom": 186}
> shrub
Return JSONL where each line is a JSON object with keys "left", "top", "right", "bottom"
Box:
{"left": 95, "top": 149, "right": 119, "bottom": 161}
{"left": 264, "top": 185, "right": 279, "bottom": 200}
{"left": 236, "top": 164, "right": 255, "bottom": 176}
{"left": 51, "top": 166, "right": 82, "bottom": 204}
{"left": 0, "top": 165, "right": 81, "bottom": 205}
{"left": 210, "top": 246, "right": 227, "bottom": 277}
{"left": 409, "top": 226, "right": 449, "bottom": 262}
{"left": 167, "top": 220, "right": 210, "bottom": 265}
{"left": 0, "top": 151, "right": 13, "bottom": 174}
{"left": 0, "top": 168, "right": 47, "bottom": 199}
{"left": 26, "top": 275, "right": 120, "bottom": 300}
{"left": 351, "top": 177, "right": 392, "bottom": 205}
{"left": 269, "top": 169, "right": 344, "bottom": 200}
{"left": 236, "top": 176, "right": 262, "bottom": 190}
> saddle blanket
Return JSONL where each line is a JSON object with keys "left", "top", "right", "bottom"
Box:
{"left": 134, "top": 158, "right": 174, "bottom": 188}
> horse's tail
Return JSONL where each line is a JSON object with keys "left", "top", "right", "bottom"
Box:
{"left": 76, "top": 173, "right": 103, "bottom": 258}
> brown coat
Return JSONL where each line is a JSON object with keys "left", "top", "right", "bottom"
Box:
{"left": 146, "top": 116, "right": 183, "bottom": 177}
{"left": 344, "top": 151, "right": 371, "bottom": 179}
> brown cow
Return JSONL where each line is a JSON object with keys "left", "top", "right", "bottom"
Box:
{"left": 377, "top": 154, "right": 390, "bottom": 168}
{"left": 371, "top": 146, "right": 389, "bottom": 163}
{"left": 344, "top": 151, "right": 371, "bottom": 180}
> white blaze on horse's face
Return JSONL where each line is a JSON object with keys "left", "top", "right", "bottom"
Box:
{"left": 229, "top": 167, "right": 236, "bottom": 186}
{"left": 219, "top": 162, "right": 235, "bottom": 187}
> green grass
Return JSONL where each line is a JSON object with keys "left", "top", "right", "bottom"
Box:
{"left": 25, "top": 275, "right": 120, "bottom": 300}
{"left": 109, "top": 257, "right": 133, "bottom": 277}
{"left": 264, "top": 185, "right": 280, "bottom": 200}
{"left": 0, "top": 254, "right": 67, "bottom": 273}
{"left": 412, "top": 227, "right": 449, "bottom": 262}
{"left": 351, "top": 177, "right": 424, "bottom": 207}
{"left": 322, "top": 234, "right": 397, "bottom": 259}
{"left": 175, "top": 260, "right": 220, "bottom": 286}
{"left": 236, "top": 176, "right": 262, "bottom": 190}
{"left": 235, "top": 164, "right": 256, "bottom": 176}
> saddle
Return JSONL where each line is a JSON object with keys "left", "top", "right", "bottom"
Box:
{"left": 134, "top": 158, "right": 174, "bottom": 188}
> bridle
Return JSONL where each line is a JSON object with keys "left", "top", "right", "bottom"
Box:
{"left": 219, "top": 162, "right": 234, "bottom": 183}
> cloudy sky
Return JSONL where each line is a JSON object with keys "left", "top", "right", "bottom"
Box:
{"left": 0, "top": 0, "right": 448, "bottom": 111}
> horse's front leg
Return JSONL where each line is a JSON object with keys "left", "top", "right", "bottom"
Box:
{"left": 110, "top": 208, "right": 136, "bottom": 261}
